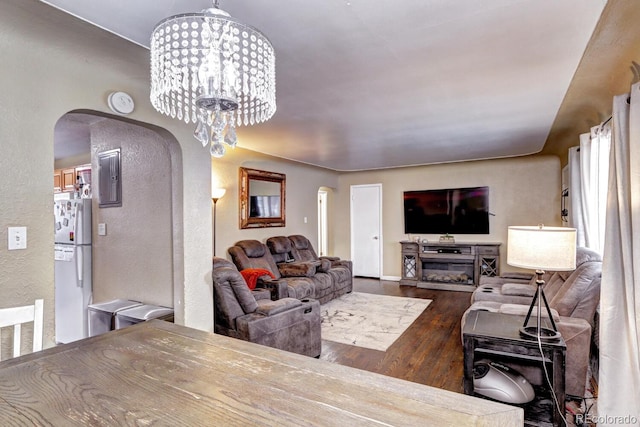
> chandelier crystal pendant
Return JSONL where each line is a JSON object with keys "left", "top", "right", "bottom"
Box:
{"left": 150, "top": 0, "right": 276, "bottom": 158}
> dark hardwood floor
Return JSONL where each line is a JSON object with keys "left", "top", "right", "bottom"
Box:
{"left": 321, "top": 277, "right": 472, "bottom": 394}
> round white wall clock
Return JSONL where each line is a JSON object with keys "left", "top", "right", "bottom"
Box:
{"left": 107, "top": 91, "right": 135, "bottom": 115}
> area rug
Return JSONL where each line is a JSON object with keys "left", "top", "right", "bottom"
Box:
{"left": 320, "top": 292, "right": 431, "bottom": 352}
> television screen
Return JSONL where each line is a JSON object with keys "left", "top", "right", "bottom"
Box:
{"left": 403, "top": 186, "right": 489, "bottom": 234}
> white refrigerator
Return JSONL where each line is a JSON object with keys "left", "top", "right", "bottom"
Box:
{"left": 54, "top": 198, "right": 92, "bottom": 344}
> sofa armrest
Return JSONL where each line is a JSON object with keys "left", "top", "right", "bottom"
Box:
{"left": 321, "top": 257, "right": 353, "bottom": 272}
{"left": 277, "top": 261, "right": 316, "bottom": 277}
{"left": 255, "top": 297, "right": 302, "bottom": 316}
{"left": 558, "top": 316, "right": 592, "bottom": 397}
{"left": 479, "top": 275, "right": 531, "bottom": 286}
{"left": 501, "top": 272, "right": 534, "bottom": 280}
{"left": 501, "top": 283, "right": 537, "bottom": 297}
{"left": 315, "top": 258, "right": 332, "bottom": 273}
{"left": 257, "top": 278, "right": 289, "bottom": 300}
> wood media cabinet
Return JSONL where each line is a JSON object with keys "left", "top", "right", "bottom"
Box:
{"left": 400, "top": 241, "right": 501, "bottom": 291}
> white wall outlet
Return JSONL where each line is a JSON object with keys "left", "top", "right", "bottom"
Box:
{"left": 98, "top": 223, "right": 107, "bottom": 236}
{"left": 8, "top": 226, "right": 27, "bottom": 250}
{"left": 304, "top": 217, "right": 308, "bottom": 224}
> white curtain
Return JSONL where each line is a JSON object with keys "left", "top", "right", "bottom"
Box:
{"left": 569, "top": 145, "right": 587, "bottom": 244}
{"left": 598, "top": 84, "right": 640, "bottom": 425}
{"left": 568, "top": 124, "right": 611, "bottom": 253}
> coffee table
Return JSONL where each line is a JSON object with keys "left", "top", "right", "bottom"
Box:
{"left": 463, "top": 310, "right": 566, "bottom": 427}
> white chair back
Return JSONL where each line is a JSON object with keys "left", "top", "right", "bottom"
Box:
{"left": 0, "top": 299, "right": 44, "bottom": 359}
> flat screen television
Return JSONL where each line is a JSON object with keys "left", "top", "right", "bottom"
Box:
{"left": 403, "top": 186, "right": 490, "bottom": 235}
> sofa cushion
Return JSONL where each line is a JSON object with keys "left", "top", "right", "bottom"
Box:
{"left": 501, "top": 283, "right": 537, "bottom": 297}
{"left": 289, "top": 234, "right": 312, "bottom": 250}
{"left": 472, "top": 284, "right": 534, "bottom": 306}
{"left": 251, "top": 288, "right": 272, "bottom": 301}
{"left": 288, "top": 234, "right": 318, "bottom": 261}
{"left": 576, "top": 247, "right": 602, "bottom": 266}
{"left": 266, "top": 236, "right": 296, "bottom": 264}
{"left": 229, "top": 240, "right": 283, "bottom": 280}
{"left": 236, "top": 240, "right": 267, "bottom": 258}
{"left": 282, "top": 277, "right": 315, "bottom": 299}
{"left": 327, "top": 266, "right": 352, "bottom": 291}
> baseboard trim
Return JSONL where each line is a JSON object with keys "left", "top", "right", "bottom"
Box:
{"left": 381, "top": 275, "right": 401, "bottom": 282}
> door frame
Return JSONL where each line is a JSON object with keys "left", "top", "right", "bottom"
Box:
{"left": 317, "top": 189, "right": 328, "bottom": 256}
{"left": 350, "top": 183, "right": 383, "bottom": 278}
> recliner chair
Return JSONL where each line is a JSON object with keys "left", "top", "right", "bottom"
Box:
{"left": 287, "top": 235, "right": 353, "bottom": 299}
{"left": 212, "top": 257, "right": 321, "bottom": 357}
{"left": 228, "top": 240, "right": 317, "bottom": 300}
{"left": 462, "top": 247, "right": 602, "bottom": 397}
{"left": 266, "top": 236, "right": 337, "bottom": 304}
{"left": 288, "top": 234, "right": 353, "bottom": 273}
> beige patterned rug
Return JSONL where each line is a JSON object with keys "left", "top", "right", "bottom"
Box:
{"left": 320, "top": 292, "right": 431, "bottom": 352}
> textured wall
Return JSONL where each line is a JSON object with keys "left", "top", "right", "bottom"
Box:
{"left": 0, "top": 0, "right": 212, "bottom": 347}
{"left": 335, "top": 155, "right": 561, "bottom": 279}
{"left": 209, "top": 147, "right": 340, "bottom": 258}
{"left": 90, "top": 119, "right": 174, "bottom": 307}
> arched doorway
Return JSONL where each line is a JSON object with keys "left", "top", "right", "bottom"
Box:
{"left": 53, "top": 111, "right": 184, "bottom": 342}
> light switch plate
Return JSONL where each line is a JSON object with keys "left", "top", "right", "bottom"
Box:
{"left": 98, "top": 223, "right": 107, "bottom": 236}
{"left": 8, "top": 226, "right": 27, "bottom": 250}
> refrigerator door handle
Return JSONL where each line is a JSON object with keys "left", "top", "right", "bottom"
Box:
{"left": 73, "top": 202, "right": 82, "bottom": 242}
{"left": 76, "top": 246, "right": 84, "bottom": 287}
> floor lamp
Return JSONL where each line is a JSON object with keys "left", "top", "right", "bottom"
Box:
{"left": 212, "top": 188, "right": 226, "bottom": 256}
{"left": 507, "top": 225, "right": 577, "bottom": 342}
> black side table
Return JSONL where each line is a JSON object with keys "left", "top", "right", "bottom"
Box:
{"left": 463, "top": 310, "right": 566, "bottom": 427}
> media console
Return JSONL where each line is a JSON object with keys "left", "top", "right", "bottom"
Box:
{"left": 400, "top": 241, "right": 501, "bottom": 291}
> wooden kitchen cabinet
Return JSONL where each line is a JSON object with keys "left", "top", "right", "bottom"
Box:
{"left": 54, "top": 164, "right": 91, "bottom": 194}
{"left": 53, "top": 169, "right": 62, "bottom": 193}
{"left": 61, "top": 168, "right": 76, "bottom": 192}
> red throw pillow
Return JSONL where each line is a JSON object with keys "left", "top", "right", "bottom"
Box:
{"left": 240, "top": 268, "right": 275, "bottom": 290}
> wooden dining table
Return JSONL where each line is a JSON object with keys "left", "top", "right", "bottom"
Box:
{"left": 0, "top": 320, "right": 522, "bottom": 426}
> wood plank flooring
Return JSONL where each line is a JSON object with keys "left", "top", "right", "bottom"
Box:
{"left": 320, "top": 277, "right": 472, "bottom": 394}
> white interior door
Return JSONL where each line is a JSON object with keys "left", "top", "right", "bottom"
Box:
{"left": 350, "top": 184, "right": 382, "bottom": 278}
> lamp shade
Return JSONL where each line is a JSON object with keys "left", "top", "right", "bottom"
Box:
{"left": 507, "top": 226, "right": 577, "bottom": 271}
{"left": 212, "top": 188, "right": 226, "bottom": 200}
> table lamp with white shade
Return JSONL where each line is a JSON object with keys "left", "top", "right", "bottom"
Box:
{"left": 507, "top": 225, "right": 577, "bottom": 342}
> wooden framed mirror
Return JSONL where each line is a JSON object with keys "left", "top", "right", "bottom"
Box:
{"left": 239, "top": 167, "right": 286, "bottom": 229}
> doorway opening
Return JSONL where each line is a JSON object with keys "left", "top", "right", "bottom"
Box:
{"left": 53, "top": 111, "right": 184, "bottom": 339}
{"left": 318, "top": 189, "right": 328, "bottom": 256}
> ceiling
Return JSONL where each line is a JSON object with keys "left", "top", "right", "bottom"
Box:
{"left": 47, "top": 0, "right": 609, "bottom": 171}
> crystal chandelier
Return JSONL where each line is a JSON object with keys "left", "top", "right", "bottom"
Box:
{"left": 150, "top": 1, "right": 276, "bottom": 157}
